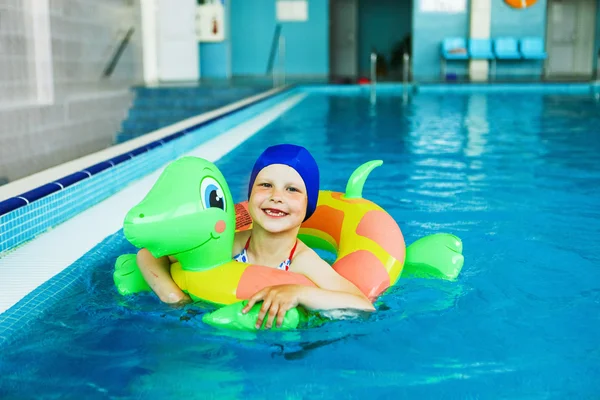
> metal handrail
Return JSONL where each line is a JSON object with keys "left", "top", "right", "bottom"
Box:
{"left": 370, "top": 52, "right": 378, "bottom": 84}
{"left": 266, "top": 24, "right": 282, "bottom": 74}
{"left": 403, "top": 52, "right": 411, "bottom": 93}
{"left": 278, "top": 35, "right": 286, "bottom": 86}
{"left": 370, "top": 51, "right": 377, "bottom": 103}
{"left": 103, "top": 27, "right": 135, "bottom": 78}
{"left": 596, "top": 50, "right": 600, "bottom": 81}
{"left": 267, "top": 24, "right": 285, "bottom": 87}
{"left": 594, "top": 53, "right": 600, "bottom": 101}
{"left": 593, "top": 51, "right": 600, "bottom": 101}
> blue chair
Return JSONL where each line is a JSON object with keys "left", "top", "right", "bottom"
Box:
{"left": 519, "top": 37, "right": 547, "bottom": 59}
{"left": 441, "top": 38, "right": 469, "bottom": 60}
{"left": 494, "top": 37, "right": 521, "bottom": 59}
{"left": 440, "top": 38, "right": 468, "bottom": 79}
{"left": 469, "top": 39, "right": 495, "bottom": 59}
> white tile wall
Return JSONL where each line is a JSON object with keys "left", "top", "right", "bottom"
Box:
{"left": 0, "top": 0, "right": 143, "bottom": 185}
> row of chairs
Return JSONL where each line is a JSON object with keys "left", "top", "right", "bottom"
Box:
{"left": 441, "top": 37, "right": 547, "bottom": 78}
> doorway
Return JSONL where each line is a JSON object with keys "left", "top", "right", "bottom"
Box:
{"left": 545, "top": 0, "right": 598, "bottom": 79}
{"left": 329, "top": 0, "right": 358, "bottom": 81}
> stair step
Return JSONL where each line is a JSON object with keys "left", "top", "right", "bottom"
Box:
{"left": 121, "top": 120, "right": 176, "bottom": 132}
{"left": 133, "top": 86, "right": 263, "bottom": 96}
{"left": 114, "top": 86, "right": 270, "bottom": 146}
{"left": 126, "top": 106, "right": 219, "bottom": 118}
{"left": 132, "top": 96, "right": 242, "bottom": 108}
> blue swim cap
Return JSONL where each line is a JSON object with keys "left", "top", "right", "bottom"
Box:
{"left": 248, "top": 144, "right": 319, "bottom": 221}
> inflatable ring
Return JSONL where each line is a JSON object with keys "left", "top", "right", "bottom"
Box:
{"left": 504, "top": 0, "right": 538, "bottom": 9}
{"left": 113, "top": 157, "right": 464, "bottom": 331}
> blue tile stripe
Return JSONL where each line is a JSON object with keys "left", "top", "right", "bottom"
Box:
{"left": 0, "top": 86, "right": 295, "bottom": 256}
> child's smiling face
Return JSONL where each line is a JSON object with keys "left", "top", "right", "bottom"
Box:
{"left": 248, "top": 164, "right": 308, "bottom": 233}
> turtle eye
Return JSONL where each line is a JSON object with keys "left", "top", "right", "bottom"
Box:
{"left": 200, "top": 177, "right": 226, "bottom": 211}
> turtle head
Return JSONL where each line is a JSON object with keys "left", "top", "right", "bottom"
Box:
{"left": 123, "top": 157, "right": 235, "bottom": 265}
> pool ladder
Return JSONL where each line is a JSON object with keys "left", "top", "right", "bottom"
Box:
{"left": 370, "top": 51, "right": 411, "bottom": 104}
{"left": 594, "top": 51, "right": 600, "bottom": 101}
{"left": 370, "top": 52, "right": 377, "bottom": 103}
{"left": 274, "top": 35, "right": 286, "bottom": 87}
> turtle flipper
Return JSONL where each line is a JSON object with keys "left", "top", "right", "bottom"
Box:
{"left": 113, "top": 254, "right": 152, "bottom": 295}
{"left": 202, "top": 300, "right": 305, "bottom": 331}
{"left": 401, "top": 233, "right": 464, "bottom": 280}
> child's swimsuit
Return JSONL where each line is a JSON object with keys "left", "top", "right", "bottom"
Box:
{"left": 233, "top": 237, "right": 298, "bottom": 271}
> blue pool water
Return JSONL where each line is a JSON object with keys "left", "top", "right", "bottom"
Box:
{"left": 1, "top": 88, "right": 599, "bottom": 398}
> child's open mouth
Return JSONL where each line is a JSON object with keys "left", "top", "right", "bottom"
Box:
{"left": 262, "top": 208, "right": 288, "bottom": 217}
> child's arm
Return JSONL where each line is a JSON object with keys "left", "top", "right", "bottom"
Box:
{"left": 137, "top": 230, "right": 250, "bottom": 305}
{"left": 291, "top": 249, "right": 376, "bottom": 310}
{"left": 242, "top": 249, "right": 375, "bottom": 328}
{"left": 137, "top": 249, "right": 191, "bottom": 305}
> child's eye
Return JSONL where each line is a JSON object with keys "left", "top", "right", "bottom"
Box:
{"left": 287, "top": 187, "right": 299, "bottom": 192}
{"left": 259, "top": 183, "right": 271, "bottom": 188}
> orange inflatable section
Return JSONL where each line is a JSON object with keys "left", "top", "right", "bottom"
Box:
{"left": 332, "top": 250, "right": 390, "bottom": 300}
{"left": 301, "top": 204, "right": 345, "bottom": 246}
{"left": 357, "top": 210, "right": 405, "bottom": 263}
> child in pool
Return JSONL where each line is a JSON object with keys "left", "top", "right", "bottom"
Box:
{"left": 137, "top": 144, "right": 375, "bottom": 328}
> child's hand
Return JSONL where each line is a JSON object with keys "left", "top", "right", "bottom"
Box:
{"left": 242, "top": 285, "right": 303, "bottom": 329}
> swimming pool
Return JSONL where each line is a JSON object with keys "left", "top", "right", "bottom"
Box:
{"left": 1, "top": 85, "right": 599, "bottom": 398}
